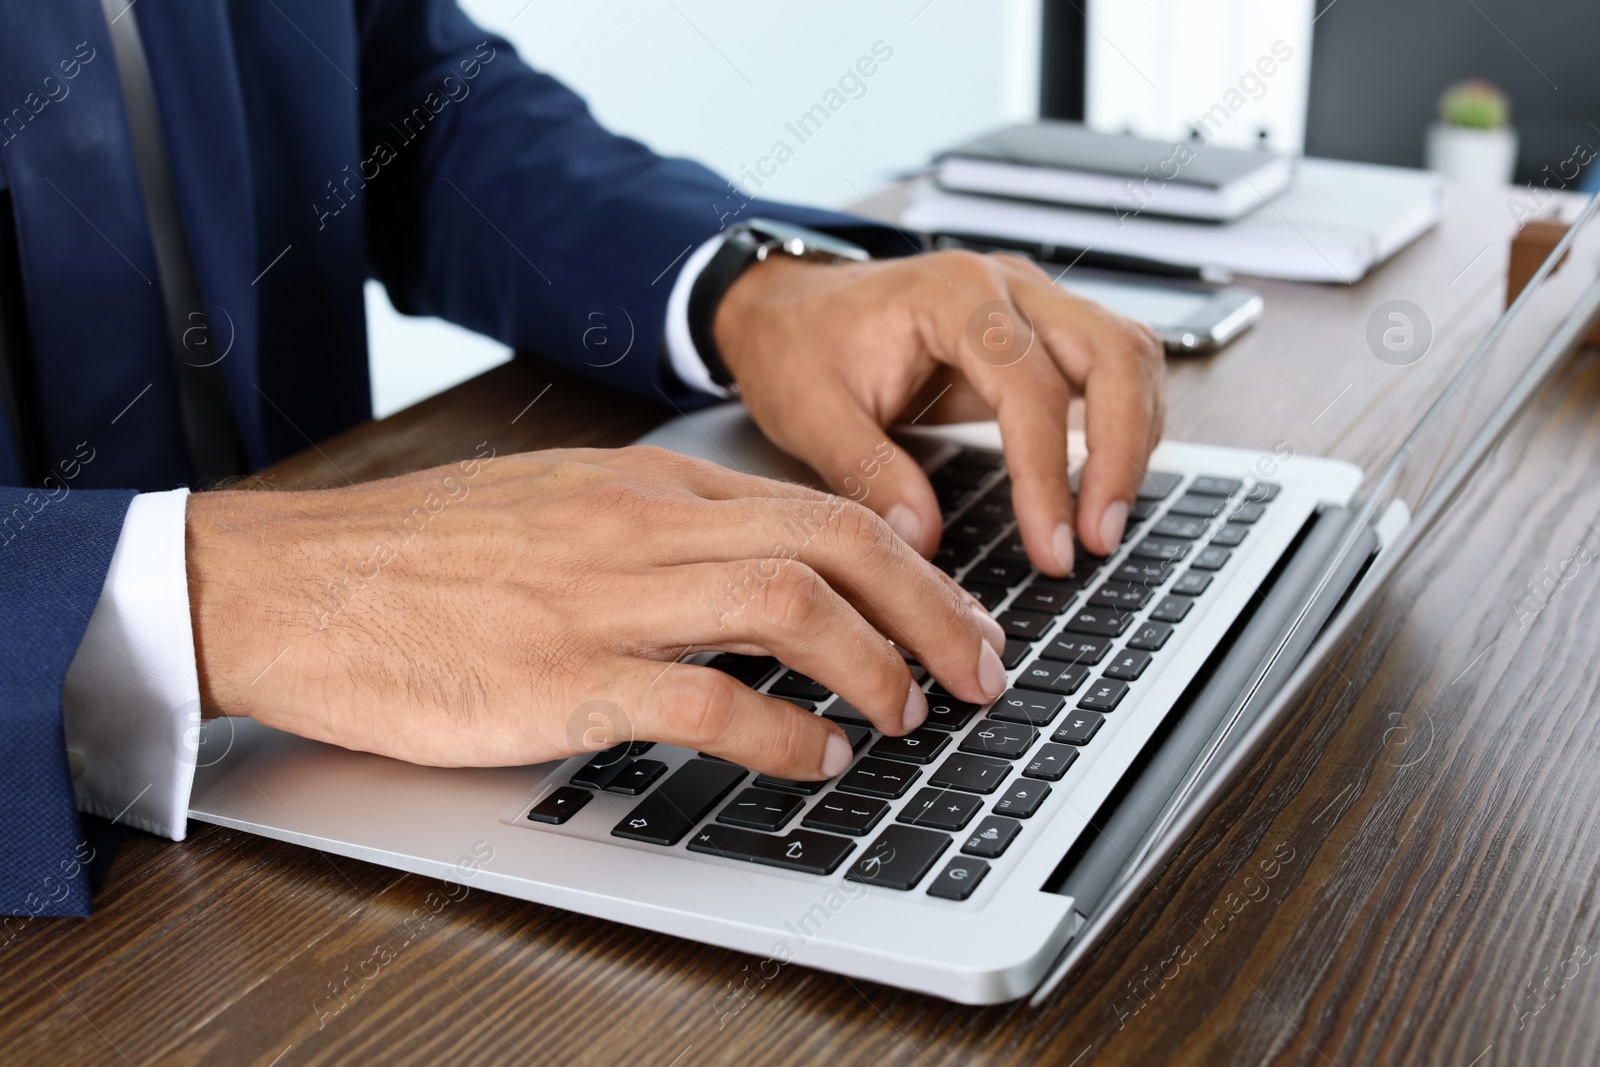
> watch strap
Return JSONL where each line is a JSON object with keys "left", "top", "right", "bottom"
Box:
{"left": 686, "top": 226, "right": 762, "bottom": 390}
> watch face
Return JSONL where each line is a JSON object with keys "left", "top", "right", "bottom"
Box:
{"left": 746, "top": 218, "right": 870, "bottom": 263}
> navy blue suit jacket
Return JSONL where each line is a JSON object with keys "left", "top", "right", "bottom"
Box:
{"left": 0, "top": 0, "right": 902, "bottom": 917}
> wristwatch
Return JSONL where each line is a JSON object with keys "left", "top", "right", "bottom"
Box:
{"left": 687, "top": 218, "right": 871, "bottom": 391}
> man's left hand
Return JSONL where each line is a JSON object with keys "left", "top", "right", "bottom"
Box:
{"left": 713, "top": 249, "right": 1166, "bottom": 579}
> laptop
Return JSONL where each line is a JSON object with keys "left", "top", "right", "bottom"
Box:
{"left": 188, "top": 194, "right": 1600, "bottom": 1005}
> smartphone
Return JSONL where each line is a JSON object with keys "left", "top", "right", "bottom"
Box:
{"left": 1054, "top": 269, "right": 1263, "bottom": 354}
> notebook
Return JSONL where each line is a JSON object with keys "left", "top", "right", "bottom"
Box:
{"left": 936, "top": 121, "right": 1295, "bottom": 223}
{"left": 905, "top": 157, "right": 1445, "bottom": 284}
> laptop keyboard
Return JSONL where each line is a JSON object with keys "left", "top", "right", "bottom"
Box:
{"left": 518, "top": 448, "right": 1279, "bottom": 903}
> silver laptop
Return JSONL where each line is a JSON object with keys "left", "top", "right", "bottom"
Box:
{"left": 189, "top": 195, "right": 1600, "bottom": 1005}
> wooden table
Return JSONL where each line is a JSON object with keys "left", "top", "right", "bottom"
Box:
{"left": 7, "top": 185, "right": 1600, "bottom": 1067}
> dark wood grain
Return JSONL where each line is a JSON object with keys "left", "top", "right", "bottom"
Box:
{"left": 5, "top": 185, "right": 1600, "bottom": 1067}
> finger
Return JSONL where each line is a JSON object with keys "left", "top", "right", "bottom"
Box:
{"left": 607, "top": 445, "right": 833, "bottom": 503}
{"left": 634, "top": 663, "right": 856, "bottom": 780}
{"left": 991, "top": 374, "right": 1077, "bottom": 578}
{"left": 1068, "top": 326, "right": 1164, "bottom": 556}
{"left": 731, "top": 497, "right": 1007, "bottom": 706}
{"left": 773, "top": 398, "right": 943, "bottom": 558}
{"left": 660, "top": 561, "right": 927, "bottom": 737}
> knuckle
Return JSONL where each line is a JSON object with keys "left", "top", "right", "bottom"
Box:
{"left": 663, "top": 670, "right": 740, "bottom": 746}
{"left": 829, "top": 499, "right": 900, "bottom": 561}
{"left": 755, "top": 563, "right": 830, "bottom": 638}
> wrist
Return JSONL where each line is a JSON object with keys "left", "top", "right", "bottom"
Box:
{"left": 711, "top": 255, "right": 813, "bottom": 385}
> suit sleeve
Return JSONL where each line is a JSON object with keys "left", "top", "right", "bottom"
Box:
{"left": 0, "top": 487, "right": 135, "bottom": 919}
{"left": 355, "top": 0, "right": 905, "bottom": 406}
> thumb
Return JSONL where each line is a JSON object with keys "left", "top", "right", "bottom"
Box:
{"left": 788, "top": 401, "right": 942, "bottom": 557}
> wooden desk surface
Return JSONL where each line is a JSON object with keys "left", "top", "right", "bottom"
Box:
{"left": 7, "top": 186, "right": 1600, "bottom": 1067}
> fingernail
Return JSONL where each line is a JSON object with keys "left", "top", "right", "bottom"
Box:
{"left": 978, "top": 642, "right": 1007, "bottom": 700}
{"left": 902, "top": 683, "right": 928, "bottom": 732}
{"left": 822, "top": 733, "right": 853, "bottom": 777}
{"left": 886, "top": 503, "right": 922, "bottom": 548}
{"left": 1053, "top": 522, "right": 1076, "bottom": 575}
{"left": 971, "top": 604, "right": 1005, "bottom": 654}
{"left": 1099, "top": 501, "right": 1129, "bottom": 554}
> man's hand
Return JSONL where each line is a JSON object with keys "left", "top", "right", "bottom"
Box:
{"left": 714, "top": 250, "right": 1165, "bottom": 578}
{"left": 186, "top": 447, "right": 1007, "bottom": 779}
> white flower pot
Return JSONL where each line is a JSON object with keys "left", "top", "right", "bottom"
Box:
{"left": 1425, "top": 123, "right": 1519, "bottom": 186}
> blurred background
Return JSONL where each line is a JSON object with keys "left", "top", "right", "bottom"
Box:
{"left": 368, "top": 0, "right": 1600, "bottom": 417}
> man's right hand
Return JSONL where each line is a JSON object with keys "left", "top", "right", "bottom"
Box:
{"left": 185, "top": 446, "right": 1008, "bottom": 781}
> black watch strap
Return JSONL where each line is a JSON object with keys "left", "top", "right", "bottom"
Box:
{"left": 686, "top": 226, "right": 763, "bottom": 390}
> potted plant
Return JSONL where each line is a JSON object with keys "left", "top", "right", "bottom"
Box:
{"left": 1425, "top": 79, "right": 1518, "bottom": 186}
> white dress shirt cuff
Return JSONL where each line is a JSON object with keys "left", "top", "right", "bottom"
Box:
{"left": 664, "top": 235, "right": 734, "bottom": 399}
{"left": 61, "top": 488, "right": 198, "bottom": 842}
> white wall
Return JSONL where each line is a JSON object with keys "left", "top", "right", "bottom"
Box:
{"left": 368, "top": 0, "right": 1042, "bottom": 418}
{"left": 1085, "top": 0, "right": 1313, "bottom": 153}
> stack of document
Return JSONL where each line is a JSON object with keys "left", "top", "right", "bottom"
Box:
{"left": 911, "top": 132, "right": 1444, "bottom": 284}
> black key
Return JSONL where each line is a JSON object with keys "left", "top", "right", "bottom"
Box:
{"left": 1041, "top": 633, "right": 1113, "bottom": 666}
{"left": 1016, "top": 658, "right": 1089, "bottom": 697}
{"left": 933, "top": 542, "right": 981, "bottom": 575}
{"left": 803, "top": 793, "right": 888, "bottom": 836}
{"left": 1152, "top": 516, "right": 1209, "bottom": 540}
{"left": 1114, "top": 559, "right": 1173, "bottom": 587}
{"left": 718, "top": 787, "right": 805, "bottom": 831}
{"left": 605, "top": 759, "right": 668, "bottom": 796}
{"left": 769, "top": 670, "right": 831, "bottom": 701}
{"left": 845, "top": 825, "right": 951, "bottom": 890}
{"left": 570, "top": 753, "right": 631, "bottom": 790}
{"left": 987, "top": 534, "right": 1029, "bottom": 562}
{"left": 1192, "top": 546, "right": 1232, "bottom": 571}
{"left": 1079, "top": 679, "right": 1129, "bottom": 712}
{"left": 1173, "top": 570, "right": 1213, "bottom": 596}
{"left": 688, "top": 825, "right": 855, "bottom": 876}
{"left": 930, "top": 753, "right": 1012, "bottom": 794}
{"left": 959, "top": 718, "right": 1039, "bottom": 758}
{"left": 837, "top": 757, "right": 920, "bottom": 799}
{"left": 962, "top": 581, "right": 1008, "bottom": 611}
{"left": 1129, "top": 498, "right": 1161, "bottom": 521}
{"left": 1064, "top": 607, "right": 1133, "bottom": 637}
{"left": 961, "top": 816, "right": 1022, "bottom": 858}
{"left": 1121, "top": 523, "right": 1140, "bottom": 544}
{"left": 945, "top": 516, "right": 1004, "bottom": 544}
{"left": 1150, "top": 595, "right": 1194, "bottom": 623}
{"left": 1001, "top": 639, "right": 1032, "bottom": 669}
{"left": 1052, "top": 710, "right": 1104, "bottom": 745}
{"left": 1210, "top": 524, "right": 1249, "bottom": 547}
{"left": 1023, "top": 743, "right": 1079, "bottom": 781}
{"left": 898, "top": 787, "right": 984, "bottom": 831}
{"left": 824, "top": 700, "right": 872, "bottom": 727}
{"left": 836, "top": 723, "right": 873, "bottom": 752}
{"left": 620, "top": 741, "right": 656, "bottom": 756}
{"left": 611, "top": 759, "right": 747, "bottom": 845}
{"left": 528, "top": 786, "right": 592, "bottom": 825}
{"left": 969, "top": 496, "right": 1013, "bottom": 523}
{"left": 1242, "top": 481, "right": 1280, "bottom": 503}
{"left": 927, "top": 857, "right": 990, "bottom": 901}
{"left": 1189, "top": 476, "right": 1242, "bottom": 497}
{"left": 1229, "top": 502, "right": 1266, "bottom": 524}
{"left": 996, "top": 608, "right": 1053, "bottom": 641}
{"left": 994, "top": 779, "right": 1052, "bottom": 818}
{"left": 1104, "top": 650, "right": 1152, "bottom": 681}
{"left": 1130, "top": 537, "right": 1191, "bottom": 563}
{"left": 935, "top": 482, "right": 974, "bottom": 514}
{"left": 990, "top": 689, "right": 1065, "bottom": 726}
{"left": 706, "top": 653, "right": 779, "bottom": 689}
{"left": 908, "top": 663, "right": 928, "bottom": 683}
{"left": 1012, "top": 585, "right": 1075, "bottom": 614}
{"left": 754, "top": 775, "right": 825, "bottom": 795}
{"left": 1167, "top": 494, "right": 1227, "bottom": 518}
{"left": 1138, "top": 471, "right": 1184, "bottom": 500}
{"left": 969, "top": 556, "right": 1031, "bottom": 587}
{"left": 923, "top": 688, "right": 984, "bottom": 731}
{"left": 870, "top": 728, "right": 951, "bottom": 765}
{"left": 954, "top": 447, "right": 1005, "bottom": 471}
{"left": 1090, "top": 580, "right": 1155, "bottom": 611}
{"left": 933, "top": 461, "right": 990, "bottom": 490}
{"left": 1127, "top": 621, "right": 1173, "bottom": 651}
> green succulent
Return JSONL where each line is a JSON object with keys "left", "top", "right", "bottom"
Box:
{"left": 1439, "top": 79, "right": 1511, "bottom": 129}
